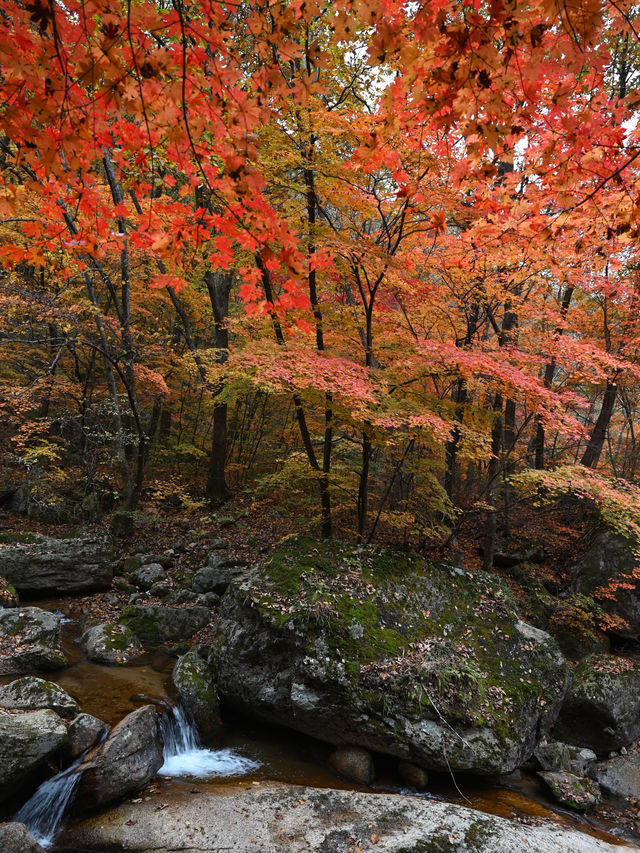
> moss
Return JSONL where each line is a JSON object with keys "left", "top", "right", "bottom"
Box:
{"left": 0, "top": 531, "right": 41, "bottom": 545}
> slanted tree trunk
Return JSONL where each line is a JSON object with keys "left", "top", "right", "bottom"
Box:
{"left": 581, "top": 379, "right": 618, "bottom": 468}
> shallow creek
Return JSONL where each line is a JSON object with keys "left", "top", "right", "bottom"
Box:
{"left": 2, "top": 604, "right": 637, "bottom": 849}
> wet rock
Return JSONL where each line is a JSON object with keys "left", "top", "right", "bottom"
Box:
{"left": 130, "top": 563, "right": 166, "bottom": 591}
{"left": 81, "top": 622, "right": 143, "bottom": 665}
{"left": 538, "top": 771, "right": 601, "bottom": 812}
{"left": 552, "top": 654, "right": 640, "bottom": 754}
{"left": 0, "top": 677, "right": 79, "bottom": 718}
{"left": 75, "top": 705, "right": 163, "bottom": 810}
{"left": 171, "top": 649, "right": 222, "bottom": 742}
{"left": 0, "top": 577, "right": 18, "bottom": 608}
{"left": 571, "top": 531, "right": 640, "bottom": 638}
{"left": 0, "top": 709, "right": 67, "bottom": 802}
{"left": 397, "top": 759, "right": 429, "bottom": 789}
{"left": 63, "top": 713, "right": 108, "bottom": 762}
{"left": 592, "top": 750, "right": 640, "bottom": 799}
{"left": 119, "top": 605, "right": 209, "bottom": 644}
{"left": 191, "top": 565, "right": 246, "bottom": 595}
{"left": 59, "top": 781, "right": 627, "bottom": 852}
{"left": 327, "top": 745, "right": 373, "bottom": 785}
{"left": 0, "top": 533, "right": 113, "bottom": 596}
{"left": 535, "top": 739, "right": 571, "bottom": 772}
{"left": 0, "top": 822, "right": 46, "bottom": 853}
{"left": 0, "top": 608, "right": 67, "bottom": 675}
{"left": 211, "top": 538, "right": 570, "bottom": 776}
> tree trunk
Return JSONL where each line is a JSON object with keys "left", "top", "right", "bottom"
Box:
{"left": 580, "top": 379, "right": 618, "bottom": 469}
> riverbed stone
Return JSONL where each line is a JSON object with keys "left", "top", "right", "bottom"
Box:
{"left": 119, "top": 605, "right": 209, "bottom": 644}
{"left": 592, "top": 749, "right": 640, "bottom": 799}
{"left": 59, "top": 781, "right": 629, "bottom": 852}
{"left": 75, "top": 704, "right": 163, "bottom": 810}
{"left": 63, "top": 713, "right": 108, "bottom": 763}
{"left": 210, "top": 538, "right": 570, "bottom": 776}
{"left": 171, "top": 649, "right": 221, "bottom": 742}
{"left": 552, "top": 654, "right": 640, "bottom": 754}
{"left": 0, "top": 607, "right": 67, "bottom": 674}
{"left": 0, "top": 709, "right": 67, "bottom": 802}
{"left": 0, "top": 677, "right": 79, "bottom": 718}
{"left": 571, "top": 531, "right": 640, "bottom": 638}
{"left": 130, "top": 562, "right": 166, "bottom": 590}
{"left": 0, "top": 533, "right": 113, "bottom": 596}
{"left": 538, "top": 771, "right": 601, "bottom": 812}
{"left": 0, "top": 822, "right": 46, "bottom": 853}
{"left": 81, "top": 622, "right": 143, "bottom": 665}
{"left": 327, "top": 745, "right": 373, "bottom": 784}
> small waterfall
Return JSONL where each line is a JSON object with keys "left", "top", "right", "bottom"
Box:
{"left": 160, "top": 704, "right": 261, "bottom": 779}
{"left": 13, "top": 760, "right": 82, "bottom": 849}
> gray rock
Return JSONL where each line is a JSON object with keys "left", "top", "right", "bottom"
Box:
{"left": 196, "top": 591, "right": 221, "bottom": 608}
{"left": 171, "top": 649, "right": 221, "bottom": 742}
{"left": 130, "top": 563, "right": 166, "bottom": 590}
{"left": 0, "top": 709, "right": 67, "bottom": 802}
{"left": 0, "top": 533, "right": 113, "bottom": 596}
{"left": 570, "top": 747, "right": 597, "bottom": 776}
{"left": 119, "top": 605, "right": 209, "bottom": 644}
{"left": 553, "top": 654, "right": 640, "bottom": 754}
{"left": 0, "top": 822, "right": 46, "bottom": 853}
{"left": 63, "top": 713, "right": 108, "bottom": 762}
{"left": 572, "top": 531, "right": 640, "bottom": 638}
{"left": 592, "top": 750, "right": 640, "bottom": 799}
{"left": 148, "top": 582, "right": 172, "bottom": 599}
{"left": 535, "top": 739, "right": 571, "bottom": 772}
{"left": 59, "top": 781, "right": 628, "bottom": 852}
{"left": 80, "top": 622, "right": 143, "bottom": 665}
{"left": 538, "top": 771, "right": 601, "bottom": 812}
{"left": 0, "top": 608, "right": 67, "bottom": 674}
{"left": 165, "top": 589, "right": 198, "bottom": 605}
{"left": 192, "top": 565, "right": 245, "bottom": 595}
{"left": 210, "top": 539, "right": 570, "bottom": 776}
{"left": 0, "top": 677, "right": 79, "bottom": 717}
{"left": 327, "top": 745, "right": 373, "bottom": 784}
{"left": 141, "top": 554, "right": 173, "bottom": 569}
{"left": 75, "top": 705, "right": 163, "bottom": 810}
{"left": 208, "top": 538, "right": 229, "bottom": 551}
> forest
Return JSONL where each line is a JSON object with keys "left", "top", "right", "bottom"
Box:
{"left": 2, "top": 0, "right": 640, "bottom": 851}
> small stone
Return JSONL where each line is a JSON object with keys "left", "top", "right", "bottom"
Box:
{"left": 397, "top": 760, "right": 428, "bottom": 789}
{"left": 538, "top": 771, "right": 601, "bottom": 812}
{"left": 131, "top": 563, "right": 167, "bottom": 591}
{"left": 209, "top": 538, "right": 229, "bottom": 550}
{"left": 328, "top": 746, "right": 373, "bottom": 785}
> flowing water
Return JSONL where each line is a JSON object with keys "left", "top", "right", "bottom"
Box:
{"left": 13, "top": 759, "right": 83, "bottom": 848}
{"left": 159, "top": 703, "right": 261, "bottom": 780}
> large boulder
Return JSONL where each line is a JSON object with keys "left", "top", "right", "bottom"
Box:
{"left": 211, "top": 538, "right": 570, "bottom": 775}
{"left": 0, "top": 608, "right": 67, "bottom": 674}
{"left": 591, "top": 749, "right": 640, "bottom": 799}
{"left": 571, "top": 531, "right": 640, "bottom": 637}
{"left": 0, "top": 677, "right": 79, "bottom": 717}
{"left": 119, "top": 605, "right": 209, "bottom": 644}
{"left": 80, "top": 622, "right": 143, "bottom": 665}
{"left": 0, "top": 533, "right": 114, "bottom": 597}
{"left": 0, "top": 709, "right": 67, "bottom": 802}
{"left": 537, "top": 771, "right": 601, "bottom": 812}
{"left": 191, "top": 564, "right": 244, "bottom": 595}
{"left": 171, "top": 649, "right": 222, "bottom": 741}
{"left": 552, "top": 654, "right": 640, "bottom": 754}
{"left": 59, "top": 781, "right": 628, "bottom": 853}
{"left": 130, "top": 563, "right": 166, "bottom": 591}
{"left": 0, "top": 822, "right": 46, "bottom": 853}
{"left": 75, "top": 705, "right": 163, "bottom": 810}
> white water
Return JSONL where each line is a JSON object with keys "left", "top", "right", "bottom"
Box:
{"left": 13, "top": 760, "right": 82, "bottom": 848}
{"left": 159, "top": 705, "right": 261, "bottom": 780}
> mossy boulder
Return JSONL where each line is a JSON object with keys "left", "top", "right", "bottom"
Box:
{"left": 130, "top": 563, "right": 167, "bottom": 591}
{"left": 81, "top": 622, "right": 143, "bottom": 665}
{"left": 538, "top": 771, "right": 601, "bottom": 812}
{"left": 210, "top": 538, "right": 570, "bottom": 775}
{"left": 0, "top": 676, "right": 79, "bottom": 717}
{"left": 0, "top": 608, "right": 67, "bottom": 675}
{"left": 171, "top": 648, "right": 222, "bottom": 742}
{"left": 119, "top": 605, "right": 209, "bottom": 645}
{"left": 0, "top": 709, "right": 67, "bottom": 802}
{"left": 552, "top": 654, "right": 640, "bottom": 754}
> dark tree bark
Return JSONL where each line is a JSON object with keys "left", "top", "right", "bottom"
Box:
{"left": 580, "top": 379, "right": 618, "bottom": 469}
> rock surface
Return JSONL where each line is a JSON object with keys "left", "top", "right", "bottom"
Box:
{"left": 0, "top": 533, "right": 113, "bottom": 596}
{"left": 0, "top": 822, "right": 46, "bottom": 853}
{"left": 63, "top": 713, "right": 108, "bottom": 762}
{"left": 0, "top": 677, "right": 79, "bottom": 717}
{"left": 571, "top": 531, "right": 640, "bottom": 637}
{"left": 119, "top": 605, "right": 209, "bottom": 644}
{"left": 0, "top": 709, "right": 67, "bottom": 802}
{"left": 75, "top": 705, "right": 163, "bottom": 810}
{"left": 58, "top": 781, "right": 631, "bottom": 853}
{"left": 538, "top": 771, "right": 601, "bottom": 812}
{"left": 191, "top": 564, "right": 245, "bottom": 595}
{"left": 81, "top": 622, "right": 143, "bottom": 665}
{"left": 211, "top": 538, "right": 570, "bottom": 775}
{"left": 592, "top": 750, "right": 640, "bottom": 799}
{"left": 327, "top": 745, "right": 373, "bottom": 784}
{"left": 552, "top": 654, "right": 640, "bottom": 754}
{"left": 171, "top": 649, "right": 221, "bottom": 741}
{"left": 130, "top": 562, "right": 166, "bottom": 590}
{"left": 0, "top": 607, "right": 67, "bottom": 674}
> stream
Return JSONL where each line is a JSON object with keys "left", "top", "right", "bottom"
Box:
{"left": 2, "top": 604, "right": 638, "bottom": 850}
